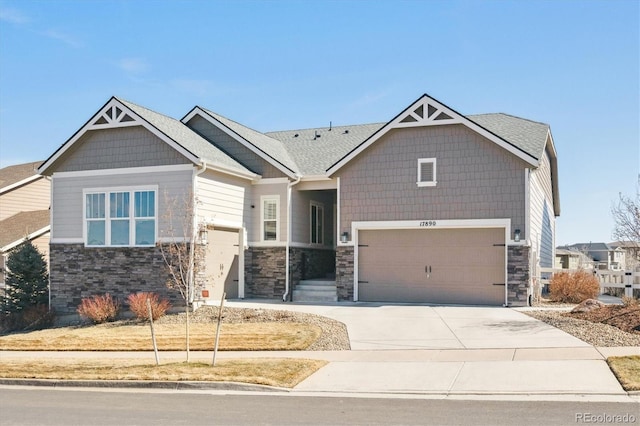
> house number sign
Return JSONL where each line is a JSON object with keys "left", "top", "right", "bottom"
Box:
{"left": 419, "top": 220, "right": 437, "bottom": 227}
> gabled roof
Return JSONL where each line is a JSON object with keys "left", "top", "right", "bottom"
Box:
{"left": 326, "top": 94, "right": 544, "bottom": 175}
{"left": 38, "top": 97, "right": 257, "bottom": 180}
{"left": 565, "top": 242, "right": 616, "bottom": 252}
{"left": 467, "top": 113, "right": 550, "bottom": 162}
{"left": 0, "top": 161, "right": 44, "bottom": 194}
{"left": 0, "top": 209, "right": 50, "bottom": 252}
{"left": 182, "top": 107, "right": 299, "bottom": 178}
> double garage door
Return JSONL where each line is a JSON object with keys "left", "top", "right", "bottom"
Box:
{"left": 358, "top": 228, "right": 505, "bottom": 306}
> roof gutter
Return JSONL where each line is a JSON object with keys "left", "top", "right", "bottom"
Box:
{"left": 283, "top": 174, "right": 302, "bottom": 302}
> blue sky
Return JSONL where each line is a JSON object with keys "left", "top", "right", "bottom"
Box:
{"left": 0, "top": 0, "right": 638, "bottom": 245}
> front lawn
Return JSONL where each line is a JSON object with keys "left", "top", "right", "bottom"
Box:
{"left": 607, "top": 356, "right": 640, "bottom": 391}
{"left": 0, "top": 358, "right": 327, "bottom": 388}
{"left": 0, "top": 322, "right": 322, "bottom": 351}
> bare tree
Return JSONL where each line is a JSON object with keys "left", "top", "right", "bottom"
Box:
{"left": 611, "top": 176, "right": 640, "bottom": 262}
{"left": 157, "top": 191, "right": 206, "bottom": 362}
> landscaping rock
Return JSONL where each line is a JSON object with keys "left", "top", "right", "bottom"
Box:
{"left": 571, "top": 299, "right": 605, "bottom": 313}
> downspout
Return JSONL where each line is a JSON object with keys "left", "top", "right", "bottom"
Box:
{"left": 189, "top": 161, "right": 208, "bottom": 307}
{"left": 283, "top": 174, "right": 302, "bottom": 302}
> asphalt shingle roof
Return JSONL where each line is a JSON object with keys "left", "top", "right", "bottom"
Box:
{"left": 201, "top": 109, "right": 299, "bottom": 175}
{"left": 0, "top": 161, "right": 43, "bottom": 191}
{"left": 266, "top": 123, "right": 384, "bottom": 175}
{"left": 0, "top": 210, "right": 50, "bottom": 249}
{"left": 468, "top": 113, "right": 550, "bottom": 161}
{"left": 118, "top": 99, "right": 253, "bottom": 176}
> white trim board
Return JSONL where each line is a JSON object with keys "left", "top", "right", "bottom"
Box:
{"left": 0, "top": 174, "right": 43, "bottom": 195}
{"left": 1, "top": 226, "right": 50, "bottom": 252}
{"left": 51, "top": 164, "right": 194, "bottom": 179}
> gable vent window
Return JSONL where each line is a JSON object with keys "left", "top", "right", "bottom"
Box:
{"left": 417, "top": 158, "right": 437, "bottom": 187}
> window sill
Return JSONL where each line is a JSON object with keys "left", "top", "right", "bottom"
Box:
{"left": 416, "top": 181, "right": 437, "bottom": 187}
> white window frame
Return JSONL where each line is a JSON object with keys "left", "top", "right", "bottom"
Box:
{"left": 310, "top": 201, "right": 324, "bottom": 245}
{"left": 260, "top": 195, "right": 280, "bottom": 242}
{"left": 417, "top": 158, "right": 437, "bottom": 187}
{"left": 83, "top": 186, "right": 158, "bottom": 248}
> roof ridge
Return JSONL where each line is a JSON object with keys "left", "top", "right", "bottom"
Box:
{"left": 469, "top": 112, "right": 549, "bottom": 127}
{"left": 266, "top": 122, "right": 386, "bottom": 134}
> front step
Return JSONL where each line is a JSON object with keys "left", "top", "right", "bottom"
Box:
{"left": 292, "top": 279, "right": 337, "bottom": 302}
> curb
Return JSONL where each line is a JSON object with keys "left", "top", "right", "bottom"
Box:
{"left": 0, "top": 378, "right": 289, "bottom": 393}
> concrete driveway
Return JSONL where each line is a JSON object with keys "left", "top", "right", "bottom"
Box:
{"left": 225, "top": 301, "right": 589, "bottom": 350}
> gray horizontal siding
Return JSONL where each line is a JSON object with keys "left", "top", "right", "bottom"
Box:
{"left": 51, "top": 126, "right": 190, "bottom": 172}
{"left": 338, "top": 124, "right": 527, "bottom": 233}
{"left": 51, "top": 168, "right": 193, "bottom": 240}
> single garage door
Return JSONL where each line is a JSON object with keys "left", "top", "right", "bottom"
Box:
{"left": 358, "top": 228, "right": 505, "bottom": 305}
{"left": 203, "top": 228, "right": 240, "bottom": 300}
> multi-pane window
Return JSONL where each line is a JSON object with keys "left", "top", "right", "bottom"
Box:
{"left": 310, "top": 202, "right": 324, "bottom": 245}
{"left": 262, "top": 196, "right": 279, "bottom": 241}
{"left": 417, "top": 158, "right": 437, "bottom": 187}
{"left": 85, "top": 188, "right": 156, "bottom": 247}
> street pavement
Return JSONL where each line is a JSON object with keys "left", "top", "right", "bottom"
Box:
{"left": 1, "top": 301, "right": 639, "bottom": 401}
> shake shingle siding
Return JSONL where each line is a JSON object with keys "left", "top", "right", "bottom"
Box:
{"left": 338, "top": 124, "right": 527, "bottom": 231}
{"left": 186, "top": 115, "right": 286, "bottom": 179}
{"left": 51, "top": 127, "right": 189, "bottom": 172}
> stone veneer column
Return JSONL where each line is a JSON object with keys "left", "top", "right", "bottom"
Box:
{"left": 244, "top": 247, "right": 286, "bottom": 298}
{"left": 49, "top": 243, "right": 181, "bottom": 314}
{"left": 507, "top": 245, "right": 531, "bottom": 306}
{"left": 336, "top": 246, "right": 354, "bottom": 301}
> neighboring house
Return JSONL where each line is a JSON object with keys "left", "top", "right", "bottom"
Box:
{"left": 554, "top": 247, "right": 592, "bottom": 270}
{"left": 38, "top": 94, "right": 560, "bottom": 313}
{"left": 563, "top": 242, "right": 625, "bottom": 270}
{"left": 609, "top": 241, "right": 640, "bottom": 269}
{"left": 0, "top": 161, "right": 51, "bottom": 293}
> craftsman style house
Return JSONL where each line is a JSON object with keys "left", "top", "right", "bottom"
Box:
{"left": 38, "top": 94, "right": 559, "bottom": 312}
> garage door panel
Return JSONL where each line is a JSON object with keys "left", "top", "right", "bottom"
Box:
{"left": 358, "top": 228, "right": 505, "bottom": 305}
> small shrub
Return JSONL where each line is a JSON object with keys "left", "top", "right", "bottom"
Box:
{"left": 77, "top": 294, "right": 120, "bottom": 324}
{"left": 549, "top": 270, "right": 600, "bottom": 303}
{"left": 127, "top": 292, "right": 170, "bottom": 321}
{"left": 621, "top": 295, "right": 639, "bottom": 307}
{"left": 20, "top": 304, "right": 56, "bottom": 330}
{"left": 0, "top": 304, "right": 55, "bottom": 333}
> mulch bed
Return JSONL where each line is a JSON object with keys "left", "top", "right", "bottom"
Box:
{"left": 566, "top": 304, "right": 640, "bottom": 334}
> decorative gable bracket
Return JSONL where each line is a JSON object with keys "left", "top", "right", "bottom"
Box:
{"left": 392, "top": 97, "right": 461, "bottom": 128}
{"left": 89, "top": 103, "right": 140, "bottom": 129}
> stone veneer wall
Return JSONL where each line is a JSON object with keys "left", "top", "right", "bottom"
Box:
{"left": 507, "top": 245, "right": 531, "bottom": 306}
{"left": 336, "top": 246, "right": 354, "bottom": 301}
{"left": 244, "top": 247, "right": 286, "bottom": 298}
{"left": 49, "top": 244, "right": 181, "bottom": 314}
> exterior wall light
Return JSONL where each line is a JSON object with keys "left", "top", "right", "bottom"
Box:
{"left": 340, "top": 231, "right": 349, "bottom": 243}
{"left": 198, "top": 227, "right": 209, "bottom": 245}
{"left": 514, "top": 229, "right": 521, "bottom": 242}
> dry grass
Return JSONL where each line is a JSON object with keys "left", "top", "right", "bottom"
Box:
{"left": 607, "top": 356, "right": 640, "bottom": 391}
{"left": 0, "top": 358, "right": 327, "bottom": 388}
{"left": 0, "top": 322, "right": 322, "bottom": 351}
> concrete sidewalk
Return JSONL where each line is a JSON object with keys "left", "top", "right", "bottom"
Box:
{"left": 1, "top": 301, "right": 639, "bottom": 401}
